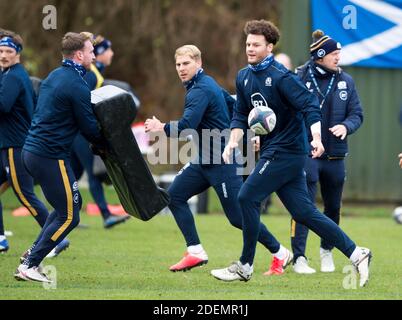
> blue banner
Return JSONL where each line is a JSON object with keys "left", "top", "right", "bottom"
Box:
{"left": 311, "top": 0, "right": 402, "bottom": 69}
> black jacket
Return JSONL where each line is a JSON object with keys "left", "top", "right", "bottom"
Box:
{"left": 232, "top": 59, "right": 321, "bottom": 158}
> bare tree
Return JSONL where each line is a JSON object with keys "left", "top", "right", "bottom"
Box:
{"left": 1, "top": 0, "right": 280, "bottom": 120}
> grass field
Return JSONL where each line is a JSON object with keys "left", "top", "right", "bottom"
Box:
{"left": 1, "top": 187, "right": 401, "bottom": 300}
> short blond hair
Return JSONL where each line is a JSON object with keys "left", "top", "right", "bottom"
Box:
{"left": 175, "top": 45, "right": 201, "bottom": 61}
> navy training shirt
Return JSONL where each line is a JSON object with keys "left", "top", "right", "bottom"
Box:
{"left": 164, "top": 70, "right": 231, "bottom": 165}
{"left": 24, "top": 63, "right": 102, "bottom": 159}
{"left": 231, "top": 59, "right": 322, "bottom": 158}
{"left": 0, "top": 63, "right": 36, "bottom": 149}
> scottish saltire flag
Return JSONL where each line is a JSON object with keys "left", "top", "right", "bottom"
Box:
{"left": 311, "top": 0, "right": 402, "bottom": 69}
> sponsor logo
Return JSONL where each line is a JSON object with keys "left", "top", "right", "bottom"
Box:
{"left": 73, "top": 193, "right": 79, "bottom": 204}
{"left": 177, "top": 162, "right": 190, "bottom": 176}
{"left": 222, "top": 183, "right": 228, "bottom": 198}
{"left": 251, "top": 92, "right": 269, "bottom": 108}
{"left": 244, "top": 79, "right": 249, "bottom": 87}
{"left": 259, "top": 160, "right": 271, "bottom": 174}
{"left": 265, "top": 77, "right": 272, "bottom": 87}
{"left": 72, "top": 182, "right": 78, "bottom": 191}
{"left": 339, "top": 90, "right": 348, "bottom": 101}
{"left": 338, "top": 81, "right": 347, "bottom": 90}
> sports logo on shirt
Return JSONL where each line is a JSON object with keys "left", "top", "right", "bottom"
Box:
{"left": 265, "top": 77, "right": 272, "bottom": 86}
{"left": 339, "top": 90, "right": 348, "bottom": 101}
{"left": 244, "top": 79, "right": 249, "bottom": 87}
{"left": 251, "top": 93, "right": 269, "bottom": 108}
{"left": 337, "top": 81, "right": 347, "bottom": 90}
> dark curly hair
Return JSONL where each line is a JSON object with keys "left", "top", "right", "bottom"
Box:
{"left": 244, "top": 20, "right": 280, "bottom": 45}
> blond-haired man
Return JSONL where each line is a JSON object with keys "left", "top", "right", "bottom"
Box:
{"left": 145, "top": 45, "right": 285, "bottom": 272}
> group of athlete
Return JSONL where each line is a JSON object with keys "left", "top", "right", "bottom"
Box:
{"left": 1, "top": 19, "right": 371, "bottom": 287}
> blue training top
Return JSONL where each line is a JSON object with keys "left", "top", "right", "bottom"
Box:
{"left": 231, "top": 58, "right": 322, "bottom": 158}
{"left": 24, "top": 61, "right": 102, "bottom": 160}
{"left": 0, "top": 63, "right": 36, "bottom": 149}
{"left": 164, "top": 70, "right": 231, "bottom": 165}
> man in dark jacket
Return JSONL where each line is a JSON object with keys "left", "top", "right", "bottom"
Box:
{"left": 211, "top": 20, "right": 370, "bottom": 288}
{"left": 291, "top": 30, "right": 363, "bottom": 274}
{"left": 15, "top": 32, "right": 105, "bottom": 283}
{"left": 145, "top": 45, "right": 285, "bottom": 273}
{"left": 0, "top": 31, "right": 50, "bottom": 253}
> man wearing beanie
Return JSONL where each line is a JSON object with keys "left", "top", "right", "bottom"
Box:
{"left": 85, "top": 35, "right": 113, "bottom": 89}
{"left": 70, "top": 35, "right": 129, "bottom": 229}
{"left": 291, "top": 30, "right": 364, "bottom": 274}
